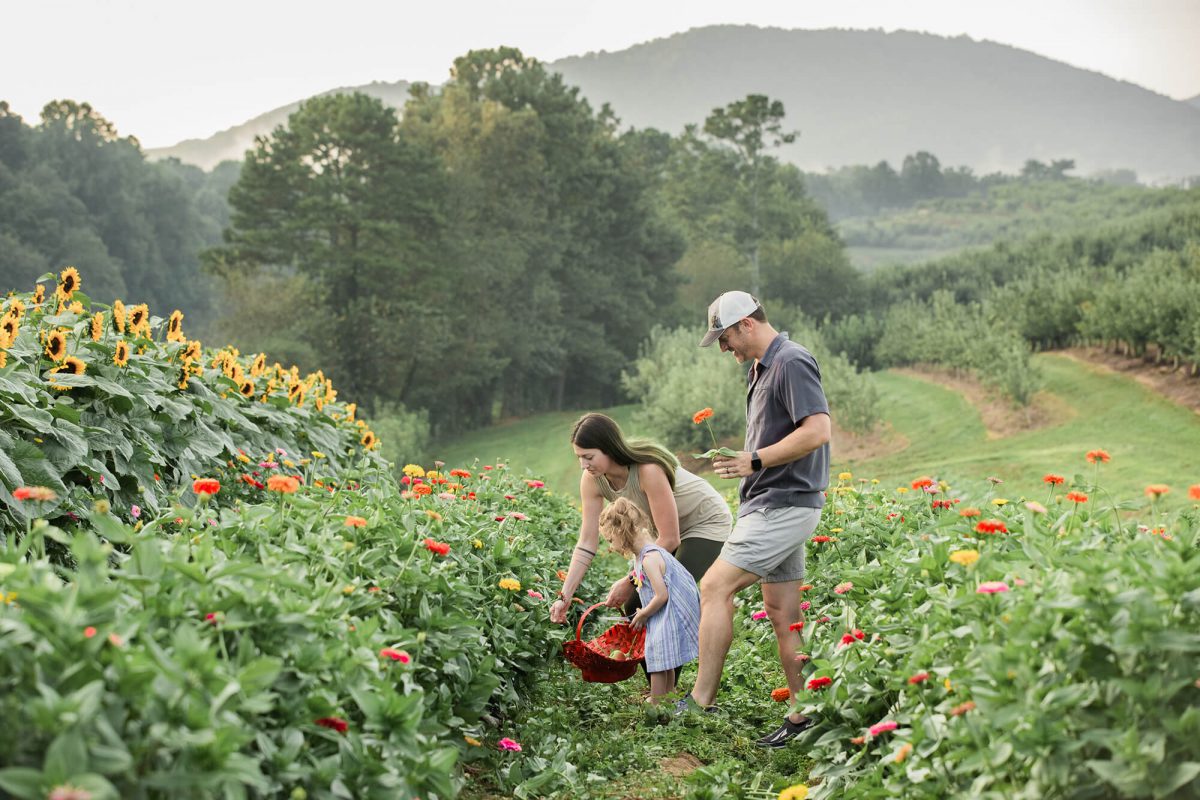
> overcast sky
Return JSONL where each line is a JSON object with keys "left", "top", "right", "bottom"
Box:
{"left": 5, "top": 0, "right": 1199, "bottom": 148}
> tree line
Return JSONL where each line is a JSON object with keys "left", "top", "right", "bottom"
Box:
{"left": 0, "top": 100, "right": 235, "bottom": 329}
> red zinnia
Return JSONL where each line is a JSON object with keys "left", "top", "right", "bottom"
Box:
{"left": 974, "top": 519, "right": 1008, "bottom": 535}
{"left": 192, "top": 478, "right": 220, "bottom": 496}
{"left": 908, "top": 671, "right": 930, "bottom": 685}
{"left": 1042, "top": 474, "right": 1065, "bottom": 485}
{"left": 380, "top": 648, "right": 411, "bottom": 663}
{"left": 1065, "top": 491, "right": 1088, "bottom": 503}
{"left": 811, "top": 535, "right": 834, "bottom": 543}
{"left": 789, "top": 621, "right": 804, "bottom": 632}
{"left": 806, "top": 676, "right": 832, "bottom": 691}
{"left": 315, "top": 717, "right": 349, "bottom": 734}
{"left": 423, "top": 537, "right": 450, "bottom": 556}
{"left": 1190, "top": 484, "right": 1200, "bottom": 501}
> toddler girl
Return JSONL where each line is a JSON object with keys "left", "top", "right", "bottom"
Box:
{"left": 599, "top": 497, "right": 701, "bottom": 700}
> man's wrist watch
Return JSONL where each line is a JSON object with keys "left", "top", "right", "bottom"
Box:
{"left": 750, "top": 450, "right": 762, "bottom": 471}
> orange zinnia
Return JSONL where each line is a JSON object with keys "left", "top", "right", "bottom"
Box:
{"left": 1144, "top": 484, "right": 1170, "bottom": 498}
{"left": 1042, "top": 474, "right": 1064, "bottom": 485}
{"left": 1189, "top": 485, "right": 1200, "bottom": 501}
{"left": 770, "top": 687, "right": 792, "bottom": 702}
{"left": 1085, "top": 449, "right": 1110, "bottom": 464}
{"left": 911, "top": 476, "right": 934, "bottom": 490}
{"left": 692, "top": 407, "right": 714, "bottom": 425}
{"left": 958, "top": 507, "right": 981, "bottom": 518}
{"left": 1065, "top": 491, "right": 1088, "bottom": 503}
{"left": 344, "top": 516, "right": 367, "bottom": 528}
{"left": 267, "top": 475, "right": 300, "bottom": 494}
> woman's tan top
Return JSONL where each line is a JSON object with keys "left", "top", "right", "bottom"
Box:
{"left": 596, "top": 463, "right": 731, "bottom": 542}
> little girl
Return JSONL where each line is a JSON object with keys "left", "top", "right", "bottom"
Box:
{"left": 598, "top": 498, "right": 701, "bottom": 700}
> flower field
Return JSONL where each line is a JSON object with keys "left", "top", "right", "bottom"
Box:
{"left": 2, "top": 269, "right": 1199, "bottom": 798}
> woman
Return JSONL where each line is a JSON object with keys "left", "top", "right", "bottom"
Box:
{"left": 549, "top": 413, "right": 732, "bottom": 625}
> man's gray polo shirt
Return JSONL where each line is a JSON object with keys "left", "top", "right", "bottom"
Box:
{"left": 739, "top": 332, "right": 830, "bottom": 517}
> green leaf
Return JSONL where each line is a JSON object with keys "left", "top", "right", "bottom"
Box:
{"left": 238, "top": 657, "right": 283, "bottom": 693}
{"left": 43, "top": 730, "right": 88, "bottom": 783}
{"left": 0, "top": 767, "right": 44, "bottom": 798}
{"left": 691, "top": 447, "right": 739, "bottom": 459}
{"left": 1151, "top": 762, "right": 1200, "bottom": 797}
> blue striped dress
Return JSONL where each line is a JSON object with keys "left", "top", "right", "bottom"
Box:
{"left": 635, "top": 543, "right": 701, "bottom": 673}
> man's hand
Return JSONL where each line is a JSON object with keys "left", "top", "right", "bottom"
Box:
{"left": 713, "top": 451, "right": 752, "bottom": 479}
{"left": 605, "top": 577, "right": 636, "bottom": 608}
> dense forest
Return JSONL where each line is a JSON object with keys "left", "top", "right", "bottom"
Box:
{"left": 0, "top": 100, "right": 235, "bottom": 329}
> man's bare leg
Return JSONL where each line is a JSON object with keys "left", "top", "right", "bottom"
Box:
{"left": 762, "top": 579, "right": 808, "bottom": 723}
{"left": 690, "top": 558, "right": 761, "bottom": 707}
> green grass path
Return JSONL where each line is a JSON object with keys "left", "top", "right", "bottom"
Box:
{"left": 846, "top": 353, "right": 1200, "bottom": 505}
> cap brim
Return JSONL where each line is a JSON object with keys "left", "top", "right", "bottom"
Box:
{"left": 699, "top": 327, "right": 726, "bottom": 348}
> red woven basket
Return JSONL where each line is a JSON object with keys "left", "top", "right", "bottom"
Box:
{"left": 562, "top": 602, "right": 646, "bottom": 683}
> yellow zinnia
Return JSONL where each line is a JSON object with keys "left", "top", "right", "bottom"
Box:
{"left": 498, "top": 578, "right": 521, "bottom": 591}
{"left": 779, "top": 785, "right": 808, "bottom": 800}
{"left": 838, "top": 471, "right": 853, "bottom": 481}
{"left": 948, "top": 549, "right": 980, "bottom": 567}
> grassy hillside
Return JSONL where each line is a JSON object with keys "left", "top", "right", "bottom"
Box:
{"left": 434, "top": 354, "right": 1200, "bottom": 509}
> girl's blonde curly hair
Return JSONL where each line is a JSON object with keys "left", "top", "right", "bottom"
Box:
{"left": 599, "top": 497, "right": 650, "bottom": 557}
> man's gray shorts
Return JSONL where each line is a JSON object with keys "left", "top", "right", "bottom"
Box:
{"left": 718, "top": 506, "right": 821, "bottom": 583}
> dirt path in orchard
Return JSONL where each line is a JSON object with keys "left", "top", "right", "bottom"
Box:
{"left": 894, "top": 365, "right": 1076, "bottom": 439}
{"left": 1059, "top": 347, "right": 1200, "bottom": 417}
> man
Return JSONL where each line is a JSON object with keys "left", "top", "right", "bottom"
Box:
{"left": 680, "top": 290, "right": 831, "bottom": 749}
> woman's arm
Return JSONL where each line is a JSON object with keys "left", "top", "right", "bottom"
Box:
{"left": 630, "top": 552, "right": 669, "bottom": 630}
{"left": 641, "top": 464, "right": 682, "bottom": 553}
{"left": 550, "top": 473, "right": 604, "bottom": 623}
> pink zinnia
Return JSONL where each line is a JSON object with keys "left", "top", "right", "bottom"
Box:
{"left": 525, "top": 480, "right": 545, "bottom": 488}
{"left": 205, "top": 612, "right": 219, "bottom": 625}
{"left": 131, "top": 504, "right": 141, "bottom": 519}
{"left": 799, "top": 600, "right": 811, "bottom": 611}
{"left": 380, "top": 648, "right": 411, "bottom": 663}
{"left": 498, "top": 737, "right": 522, "bottom": 751}
{"left": 527, "top": 590, "right": 544, "bottom": 600}
{"left": 751, "top": 610, "right": 769, "bottom": 621}
{"left": 976, "top": 581, "right": 1010, "bottom": 594}
{"left": 83, "top": 626, "right": 97, "bottom": 638}
{"left": 834, "top": 582, "right": 853, "bottom": 594}
{"left": 868, "top": 720, "right": 898, "bottom": 736}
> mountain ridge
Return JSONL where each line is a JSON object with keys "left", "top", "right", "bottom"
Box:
{"left": 146, "top": 26, "right": 1200, "bottom": 181}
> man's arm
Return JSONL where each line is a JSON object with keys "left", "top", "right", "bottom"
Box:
{"left": 713, "top": 413, "right": 830, "bottom": 478}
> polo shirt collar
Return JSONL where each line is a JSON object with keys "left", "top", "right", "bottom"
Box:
{"left": 758, "top": 332, "right": 790, "bottom": 369}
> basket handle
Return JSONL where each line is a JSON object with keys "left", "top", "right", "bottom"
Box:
{"left": 575, "top": 602, "right": 612, "bottom": 642}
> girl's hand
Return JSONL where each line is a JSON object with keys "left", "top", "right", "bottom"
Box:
{"left": 605, "top": 577, "right": 636, "bottom": 608}
{"left": 549, "top": 597, "right": 569, "bottom": 624}
{"left": 629, "top": 608, "right": 650, "bottom": 630}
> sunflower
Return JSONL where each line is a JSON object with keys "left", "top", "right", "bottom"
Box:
{"left": 250, "top": 353, "right": 266, "bottom": 376}
{"left": 0, "top": 351, "right": 6, "bottom": 369}
{"left": 32, "top": 284, "right": 45, "bottom": 306}
{"left": 345, "top": 402, "right": 357, "bottom": 422}
{"left": 57, "top": 266, "right": 81, "bottom": 299}
{"left": 1, "top": 316, "right": 17, "bottom": 343}
{"left": 68, "top": 301, "right": 84, "bottom": 315}
{"left": 128, "top": 303, "right": 149, "bottom": 332}
{"left": 287, "top": 381, "right": 302, "bottom": 402}
{"left": 5, "top": 298, "right": 25, "bottom": 322}
{"left": 183, "top": 340, "right": 202, "bottom": 362}
{"left": 90, "top": 312, "right": 104, "bottom": 342}
{"left": 177, "top": 368, "right": 190, "bottom": 390}
{"left": 361, "top": 430, "right": 378, "bottom": 450}
{"left": 166, "top": 310, "right": 184, "bottom": 342}
{"left": 110, "top": 299, "right": 126, "bottom": 333}
{"left": 45, "top": 329, "right": 68, "bottom": 362}
{"left": 238, "top": 378, "right": 255, "bottom": 397}
{"left": 48, "top": 356, "right": 86, "bottom": 390}
{"left": 113, "top": 340, "right": 130, "bottom": 367}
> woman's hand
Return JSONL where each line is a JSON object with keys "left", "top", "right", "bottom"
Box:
{"left": 549, "top": 597, "right": 570, "bottom": 624}
{"left": 605, "top": 577, "right": 636, "bottom": 608}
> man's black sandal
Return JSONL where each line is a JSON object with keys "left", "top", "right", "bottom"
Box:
{"left": 755, "top": 716, "right": 815, "bottom": 748}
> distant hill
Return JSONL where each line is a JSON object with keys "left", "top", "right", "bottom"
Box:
{"left": 146, "top": 80, "right": 411, "bottom": 170}
{"left": 147, "top": 26, "right": 1200, "bottom": 181}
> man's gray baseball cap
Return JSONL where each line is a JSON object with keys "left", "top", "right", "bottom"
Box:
{"left": 699, "top": 291, "right": 762, "bottom": 347}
